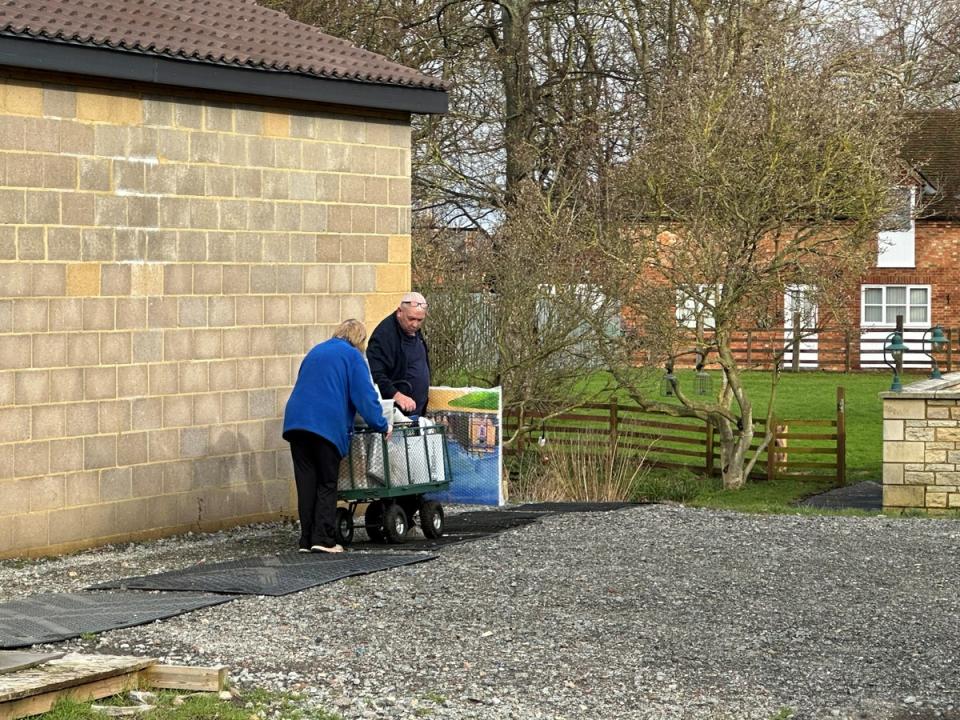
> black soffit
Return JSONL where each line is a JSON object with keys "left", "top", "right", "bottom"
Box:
{"left": 0, "top": 36, "right": 448, "bottom": 115}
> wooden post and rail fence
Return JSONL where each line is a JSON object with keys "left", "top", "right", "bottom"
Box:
{"left": 504, "top": 387, "right": 846, "bottom": 484}
{"left": 727, "top": 324, "right": 958, "bottom": 372}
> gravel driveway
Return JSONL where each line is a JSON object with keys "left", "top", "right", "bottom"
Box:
{"left": 3, "top": 504, "right": 960, "bottom": 720}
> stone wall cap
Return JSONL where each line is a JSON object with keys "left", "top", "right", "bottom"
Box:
{"left": 880, "top": 372, "right": 960, "bottom": 400}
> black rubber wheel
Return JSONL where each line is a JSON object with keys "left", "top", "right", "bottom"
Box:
{"left": 382, "top": 503, "right": 409, "bottom": 544}
{"left": 419, "top": 501, "right": 444, "bottom": 539}
{"left": 334, "top": 507, "right": 354, "bottom": 546}
{"left": 364, "top": 501, "right": 385, "bottom": 543}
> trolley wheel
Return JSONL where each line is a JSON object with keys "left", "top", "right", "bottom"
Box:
{"left": 382, "top": 503, "right": 409, "bottom": 544}
{"left": 399, "top": 496, "right": 420, "bottom": 532}
{"left": 419, "top": 501, "right": 444, "bottom": 539}
{"left": 334, "top": 507, "right": 354, "bottom": 546}
{"left": 364, "top": 501, "right": 385, "bottom": 543}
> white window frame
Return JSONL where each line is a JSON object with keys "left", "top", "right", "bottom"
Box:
{"left": 876, "top": 187, "right": 915, "bottom": 268}
{"left": 676, "top": 284, "right": 720, "bottom": 329}
{"left": 861, "top": 284, "right": 931, "bottom": 328}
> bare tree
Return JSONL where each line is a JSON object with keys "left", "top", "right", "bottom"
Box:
{"left": 828, "top": 0, "right": 960, "bottom": 108}
{"left": 600, "top": 0, "right": 906, "bottom": 489}
{"left": 415, "top": 181, "right": 623, "bottom": 442}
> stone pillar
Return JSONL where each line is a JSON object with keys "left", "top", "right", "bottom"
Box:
{"left": 881, "top": 373, "right": 960, "bottom": 512}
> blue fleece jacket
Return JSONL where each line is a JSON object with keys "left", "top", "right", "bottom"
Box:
{"left": 282, "top": 338, "right": 389, "bottom": 457}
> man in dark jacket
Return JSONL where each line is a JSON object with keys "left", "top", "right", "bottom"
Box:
{"left": 367, "top": 291, "right": 431, "bottom": 417}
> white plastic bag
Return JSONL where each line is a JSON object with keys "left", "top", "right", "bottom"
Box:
{"left": 418, "top": 417, "right": 447, "bottom": 484}
{"left": 338, "top": 434, "right": 369, "bottom": 489}
{"left": 366, "top": 433, "right": 411, "bottom": 487}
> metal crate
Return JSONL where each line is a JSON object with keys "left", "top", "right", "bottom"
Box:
{"left": 337, "top": 423, "right": 451, "bottom": 499}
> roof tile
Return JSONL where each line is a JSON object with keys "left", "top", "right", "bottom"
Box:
{"left": 0, "top": 0, "right": 443, "bottom": 90}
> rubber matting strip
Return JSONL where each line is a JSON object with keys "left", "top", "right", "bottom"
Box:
{"left": 0, "top": 592, "right": 234, "bottom": 649}
{"left": 511, "top": 501, "right": 637, "bottom": 513}
{"left": 358, "top": 505, "right": 637, "bottom": 551}
{"left": 89, "top": 551, "right": 437, "bottom": 596}
{"left": 799, "top": 480, "right": 882, "bottom": 510}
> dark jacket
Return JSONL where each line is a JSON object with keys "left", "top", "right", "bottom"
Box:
{"left": 366, "top": 313, "right": 431, "bottom": 411}
{"left": 282, "top": 338, "right": 388, "bottom": 457}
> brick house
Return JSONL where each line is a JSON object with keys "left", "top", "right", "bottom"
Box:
{"left": 852, "top": 111, "right": 960, "bottom": 371}
{"left": 674, "top": 112, "right": 960, "bottom": 372}
{"left": 0, "top": 0, "right": 447, "bottom": 557}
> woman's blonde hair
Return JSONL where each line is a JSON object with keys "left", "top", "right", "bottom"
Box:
{"left": 333, "top": 318, "right": 368, "bottom": 352}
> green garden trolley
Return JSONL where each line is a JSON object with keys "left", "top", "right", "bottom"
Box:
{"left": 335, "top": 422, "right": 452, "bottom": 545}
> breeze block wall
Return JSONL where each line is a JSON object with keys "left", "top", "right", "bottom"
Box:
{"left": 882, "top": 373, "right": 960, "bottom": 512}
{"left": 0, "top": 73, "right": 412, "bottom": 557}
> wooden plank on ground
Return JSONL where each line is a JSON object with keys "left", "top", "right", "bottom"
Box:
{"left": 0, "top": 672, "right": 141, "bottom": 720}
{"left": 0, "top": 654, "right": 155, "bottom": 704}
{"left": 139, "top": 664, "right": 228, "bottom": 692}
{"left": 0, "top": 653, "right": 65, "bottom": 676}
{"left": 0, "top": 654, "right": 155, "bottom": 720}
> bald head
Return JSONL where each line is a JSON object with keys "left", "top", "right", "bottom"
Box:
{"left": 400, "top": 292, "right": 427, "bottom": 307}
{"left": 396, "top": 291, "right": 427, "bottom": 336}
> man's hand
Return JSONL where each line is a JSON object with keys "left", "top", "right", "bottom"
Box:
{"left": 393, "top": 391, "right": 416, "bottom": 413}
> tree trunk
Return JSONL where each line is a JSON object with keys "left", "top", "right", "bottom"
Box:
{"left": 719, "top": 420, "right": 753, "bottom": 490}
{"left": 500, "top": 0, "right": 535, "bottom": 203}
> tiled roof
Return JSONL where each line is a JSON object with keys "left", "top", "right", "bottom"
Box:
{"left": 904, "top": 111, "right": 960, "bottom": 219}
{"left": 0, "top": 0, "right": 444, "bottom": 91}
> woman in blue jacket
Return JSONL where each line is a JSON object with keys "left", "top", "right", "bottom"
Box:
{"left": 283, "top": 319, "right": 389, "bottom": 553}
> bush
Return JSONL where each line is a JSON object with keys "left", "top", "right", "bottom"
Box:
{"left": 631, "top": 468, "right": 713, "bottom": 503}
{"left": 506, "top": 437, "right": 714, "bottom": 504}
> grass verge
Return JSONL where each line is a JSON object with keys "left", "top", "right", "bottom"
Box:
{"left": 39, "top": 689, "right": 342, "bottom": 720}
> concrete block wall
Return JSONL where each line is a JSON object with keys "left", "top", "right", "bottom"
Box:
{"left": 0, "top": 74, "right": 413, "bottom": 557}
{"left": 882, "top": 373, "right": 960, "bottom": 511}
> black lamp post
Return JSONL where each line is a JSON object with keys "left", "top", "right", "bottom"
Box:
{"left": 922, "top": 325, "right": 948, "bottom": 379}
{"left": 883, "top": 331, "right": 909, "bottom": 392}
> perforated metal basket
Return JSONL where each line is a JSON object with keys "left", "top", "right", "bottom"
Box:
{"left": 337, "top": 424, "right": 451, "bottom": 499}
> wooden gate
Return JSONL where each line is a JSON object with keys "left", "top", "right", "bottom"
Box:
{"left": 504, "top": 387, "right": 846, "bottom": 484}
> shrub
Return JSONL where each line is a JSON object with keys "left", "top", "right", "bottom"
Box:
{"left": 508, "top": 438, "right": 647, "bottom": 502}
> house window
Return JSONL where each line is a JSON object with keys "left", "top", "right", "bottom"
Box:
{"left": 677, "top": 285, "right": 719, "bottom": 329}
{"left": 861, "top": 285, "right": 930, "bottom": 327}
{"left": 876, "top": 187, "right": 915, "bottom": 268}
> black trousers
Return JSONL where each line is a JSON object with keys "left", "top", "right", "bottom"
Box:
{"left": 287, "top": 431, "right": 341, "bottom": 549}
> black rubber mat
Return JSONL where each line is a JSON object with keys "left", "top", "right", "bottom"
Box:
{"left": 361, "top": 505, "right": 637, "bottom": 551}
{"left": 359, "top": 506, "right": 639, "bottom": 550}
{"left": 512, "top": 501, "right": 636, "bottom": 513}
{"left": 446, "top": 509, "right": 548, "bottom": 531}
{"left": 359, "top": 509, "right": 548, "bottom": 551}
{"left": 89, "top": 551, "right": 437, "bottom": 596}
{"left": 0, "top": 592, "right": 234, "bottom": 649}
{"left": 799, "top": 481, "right": 882, "bottom": 510}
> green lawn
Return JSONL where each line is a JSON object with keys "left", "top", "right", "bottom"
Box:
{"left": 502, "top": 366, "right": 940, "bottom": 512}
{"left": 581, "top": 368, "right": 929, "bottom": 483}
{"left": 702, "top": 369, "right": 926, "bottom": 483}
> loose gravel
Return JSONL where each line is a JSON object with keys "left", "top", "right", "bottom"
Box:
{"left": 3, "top": 504, "right": 960, "bottom": 720}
